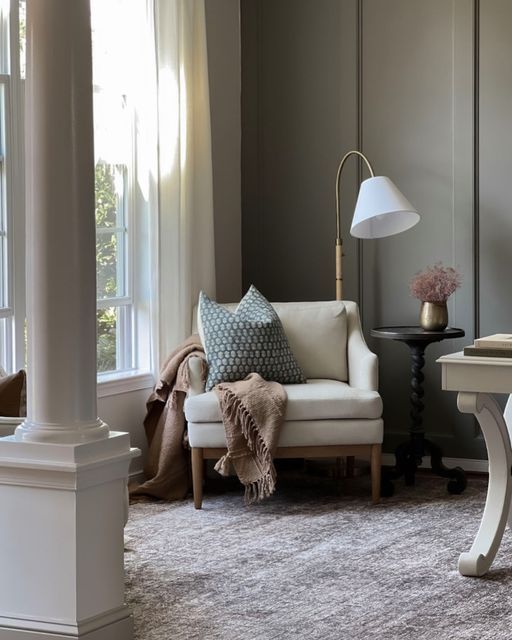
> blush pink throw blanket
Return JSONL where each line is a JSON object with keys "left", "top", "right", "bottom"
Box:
{"left": 132, "top": 339, "right": 287, "bottom": 504}
{"left": 214, "top": 373, "right": 287, "bottom": 504}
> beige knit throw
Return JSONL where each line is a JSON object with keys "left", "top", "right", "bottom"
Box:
{"left": 214, "top": 373, "right": 287, "bottom": 504}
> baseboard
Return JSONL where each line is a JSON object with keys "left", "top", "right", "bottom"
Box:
{"left": 0, "top": 614, "right": 133, "bottom": 639}
{"left": 381, "top": 453, "right": 489, "bottom": 474}
{"left": 129, "top": 469, "right": 145, "bottom": 484}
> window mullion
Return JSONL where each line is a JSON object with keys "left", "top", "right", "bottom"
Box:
{"left": 96, "top": 225, "right": 126, "bottom": 234}
{"left": 0, "top": 2, "right": 10, "bottom": 74}
{"left": 97, "top": 296, "right": 131, "bottom": 310}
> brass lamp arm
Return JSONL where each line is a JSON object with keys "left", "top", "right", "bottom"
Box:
{"left": 335, "top": 150, "right": 375, "bottom": 242}
{"left": 335, "top": 150, "right": 375, "bottom": 301}
{"left": 333, "top": 149, "right": 419, "bottom": 300}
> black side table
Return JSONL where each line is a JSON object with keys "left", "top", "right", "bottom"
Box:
{"left": 371, "top": 326, "right": 466, "bottom": 496}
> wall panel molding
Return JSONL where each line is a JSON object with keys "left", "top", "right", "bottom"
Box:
{"left": 357, "top": 0, "right": 364, "bottom": 311}
{"left": 473, "top": 0, "right": 480, "bottom": 338}
{"left": 241, "top": 0, "right": 495, "bottom": 460}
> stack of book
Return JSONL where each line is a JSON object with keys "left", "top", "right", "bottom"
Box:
{"left": 464, "top": 334, "right": 512, "bottom": 358}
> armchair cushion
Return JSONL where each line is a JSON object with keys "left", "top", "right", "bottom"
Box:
{"left": 198, "top": 286, "right": 306, "bottom": 391}
{"left": 194, "top": 299, "right": 349, "bottom": 382}
{"left": 185, "top": 378, "right": 382, "bottom": 423}
{"left": 188, "top": 418, "right": 383, "bottom": 449}
{"left": 270, "top": 301, "right": 348, "bottom": 381}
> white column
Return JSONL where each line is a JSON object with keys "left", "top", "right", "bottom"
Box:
{"left": 16, "top": 0, "right": 108, "bottom": 444}
{"left": 0, "top": 2, "right": 137, "bottom": 638}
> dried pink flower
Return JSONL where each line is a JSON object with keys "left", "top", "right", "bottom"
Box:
{"left": 409, "top": 262, "right": 462, "bottom": 303}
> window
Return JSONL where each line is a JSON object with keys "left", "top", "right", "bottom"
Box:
{"left": 95, "top": 161, "right": 132, "bottom": 373}
{"left": 0, "top": 0, "right": 24, "bottom": 375}
{"left": 91, "top": 0, "right": 156, "bottom": 381}
{"left": 0, "top": 80, "right": 11, "bottom": 362}
{"left": 91, "top": 2, "right": 136, "bottom": 376}
{"left": 0, "top": 0, "right": 156, "bottom": 385}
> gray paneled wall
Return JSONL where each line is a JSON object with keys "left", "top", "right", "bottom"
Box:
{"left": 479, "top": 0, "right": 512, "bottom": 338}
{"left": 205, "top": 0, "right": 242, "bottom": 303}
{"left": 242, "top": 0, "right": 352, "bottom": 301}
{"left": 240, "top": 0, "right": 504, "bottom": 460}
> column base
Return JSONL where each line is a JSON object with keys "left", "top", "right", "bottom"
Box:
{"left": 15, "top": 418, "right": 110, "bottom": 445}
{"left": 0, "top": 432, "right": 139, "bottom": 639}
{"left": 0, "top": 609, "right": 133, "bottom": 639}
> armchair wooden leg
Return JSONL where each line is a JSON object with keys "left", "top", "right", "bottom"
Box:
{"left": 191, "top": 448, "right": 204, "bottom": 509}
{"left": 371, "top": 444, "right": 382, "bottom": 504}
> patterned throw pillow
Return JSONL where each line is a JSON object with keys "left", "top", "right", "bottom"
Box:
{"left": 198, "top": 286, "right": 307, "bottom": 391}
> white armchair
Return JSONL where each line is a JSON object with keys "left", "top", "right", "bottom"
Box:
{"left": 184, "top": 300, "right": 383, "bottom": 508}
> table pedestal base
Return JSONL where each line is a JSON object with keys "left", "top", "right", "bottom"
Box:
{"left": 382, "top": 435, "right": 467, "bottom": 496}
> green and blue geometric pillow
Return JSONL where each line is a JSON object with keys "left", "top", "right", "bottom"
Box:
{"left": 198, "top": 285, "right": 306, "bottom": 391}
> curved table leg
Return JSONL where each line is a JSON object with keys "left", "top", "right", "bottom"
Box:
{"left": 503, "top": 396, "right": 512, "bottom": 531}
{"left": 457, "top": 392, "right": 512, "bottom": 576}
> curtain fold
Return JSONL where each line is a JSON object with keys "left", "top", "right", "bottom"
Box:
{"left": 154, "top": 0, "right": 216, "bottom": 366}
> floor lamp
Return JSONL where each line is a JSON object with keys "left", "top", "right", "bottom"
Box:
{"left": 335, "top": 150, "right": 420, "bottom": 301}
{"left": 335, "top": 150, "right": 419, "bottom": 478}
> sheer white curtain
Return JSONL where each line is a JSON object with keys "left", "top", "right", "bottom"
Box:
{"left": 154, "top": 0, "right": 216, "bottom": 365}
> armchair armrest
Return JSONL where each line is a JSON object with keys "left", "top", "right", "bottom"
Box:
{"left": 347, "top": 310, "right": 378, "bottom": 391}
{"left": 187, "top": 356, "right": 206, "bottom": 396}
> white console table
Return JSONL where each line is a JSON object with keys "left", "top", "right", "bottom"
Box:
{"left": 438, "top": 351, "right": 512, "bottom": 576}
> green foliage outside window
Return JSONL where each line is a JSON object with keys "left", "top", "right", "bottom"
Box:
{"left": 96, "top": 163, "right": 119, "bottom": 372}
{"left": 97, "top": 307, "right": 117, "bottom": 373}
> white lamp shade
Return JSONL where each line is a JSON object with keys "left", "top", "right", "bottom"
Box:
{"left": 350, "top": 176, "right": 420, "bottom": 239}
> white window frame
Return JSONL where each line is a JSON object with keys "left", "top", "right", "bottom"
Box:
{"left": 0, "top": 0, "right": 25, "bottom": 375}
{"left": 90, "top": 2, "right": 156, "bottom": 392}
{"left": 0, "top": 77, "right": 14, "bottom": 372}
{"left": 92, "top": 0, "right": 158, "bottom": 390}
{"left": 95, "top": 155, "right": 134, "bottom": 376}
{"left": 0, "top": 0, "right": 156, "bottom": 395}
{"left": 0, "top": 78, "right": 11, "bottom": 312}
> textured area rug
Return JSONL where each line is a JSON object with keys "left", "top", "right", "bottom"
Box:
{"left": 125, "top": 472, "right": 512, "bottom": 640}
